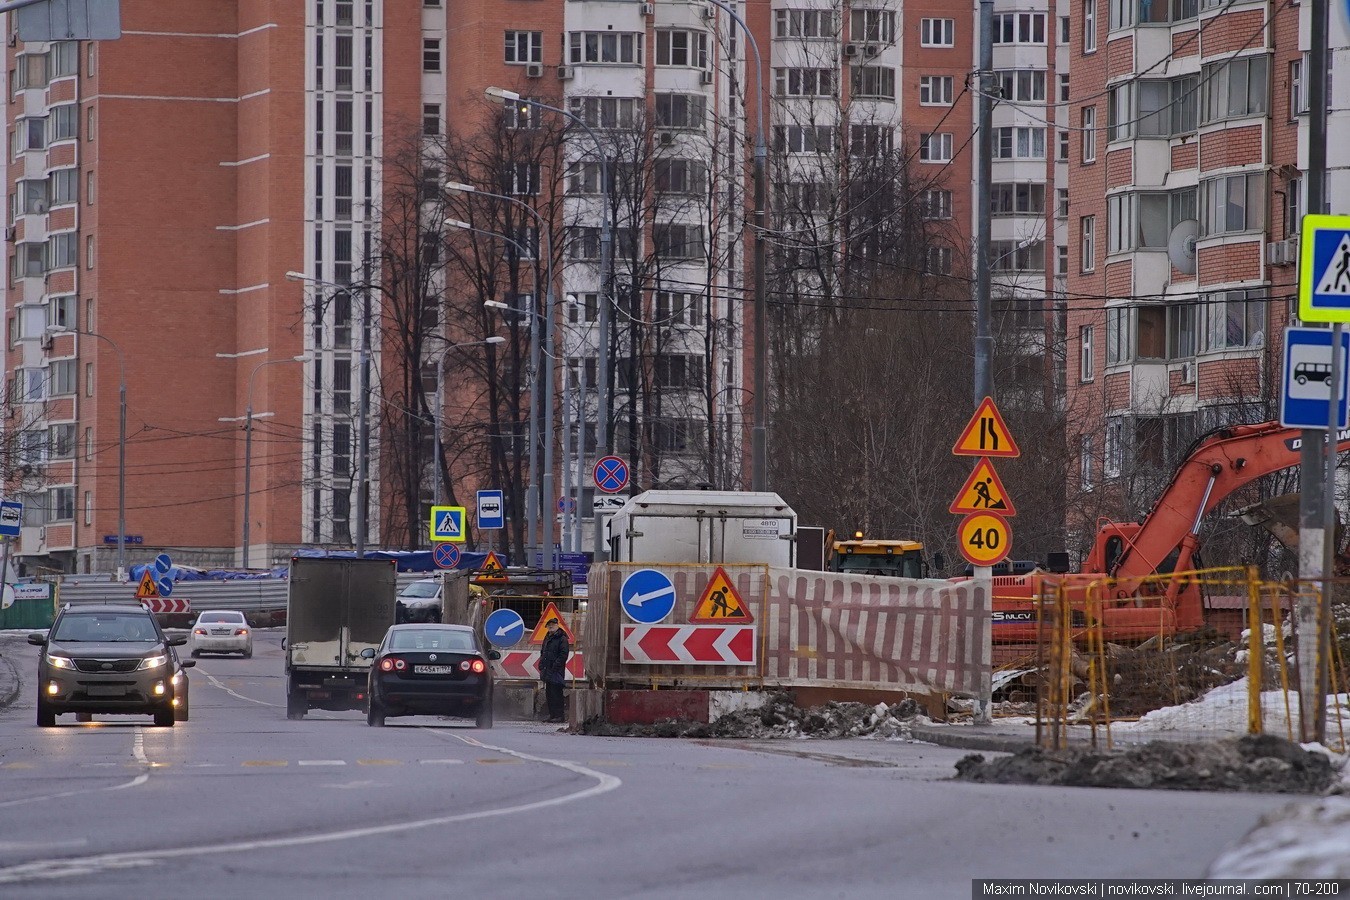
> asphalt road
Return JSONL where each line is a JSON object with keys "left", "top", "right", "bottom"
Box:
{"left": 0, "top": 629, "right": 1307, "bottom": 899}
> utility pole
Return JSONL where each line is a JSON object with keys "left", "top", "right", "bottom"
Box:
{"left": 1298, "top": 0, "right": 1331, "bottom": 743}
{"left": 972, "top": 0, "right": 996, "bottom": 726}
{"left": 355, "top": 283, "right": 371, "bottom": 557}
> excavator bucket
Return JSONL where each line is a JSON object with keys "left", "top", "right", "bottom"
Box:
{"left": 1233, "top": 492, "right": 1344, "bottom": 558}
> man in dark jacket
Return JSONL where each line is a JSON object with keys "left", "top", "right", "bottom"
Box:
{"left": 538, "top": 618, "right": 569, "bottom": 723}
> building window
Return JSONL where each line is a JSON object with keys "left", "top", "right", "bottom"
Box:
{"left": 1059, "top": 73, "right": 1071, "bottom": 102}
{"left": 1057, "top": 244, "right": 1069, "bottom": 275}
{"left": 1200, "top": 289, "right": 1266, "bottom": 352}
{"left": 919, "top": 75, "right": 954, "bottom": 105}
{"left": 422, "top": 38, "right": 441, "bottom": 72}
{"left": 652, "top": 223, "right": 704, "bottom": 260}
{"left": 1081, "top": 106, "right": 1096, "bottom": 162}
{"left": 1084, "top": 0, "right": 1097, "bottom": 52}
{"left": 850, "top": 8, "right": 895, "bottom": 42}
{"left": 1107, "top": 84, "right": 1131, "bottom": 140}
{"left": 47, "top": 232, "right": 77, "bottom": 269}
{"left": 49, "top": 42, "right": 77, "bottom": 77}
{"left": 990, "top": 240, "right": 1045, "bottom": 272}
{"left": 774, "top": 9, "right": 836, "bottom": 39}
{"left": 85, "top": 235, "right": 94, "bottom": 269}
{"left": 84, "top": 490, "right": 92, "bottom": 525}
{"left": 568, "top": 32, "right": 644, "bottom": 65}
{"left": 85, "top": 107, "right": 94, "bottom": 141}
{"left": 851, "top": 66, "right": 896, "bottom": 100}
{"left": 997, "top": 69, "right": 1046, "bottom": 102}
{"left": 47, "top": 294, "right": 75, "bottom": 329}
{"left": 1080, "top": 325, "right": 1095, "bottom": 381}
{"left": 1080, "top": 436, "right": 1094, "bottom": 491}
{"left": 1058, "top": 130, "right": 1069, "bottom": 160}
{"left": 50, "top": 486, "right": 75, "bottom": 521}
{"left": 927, "top": 246, "right": 953, "bottom": 275}
{"left": 1201, "top": 55, "right": 1268, "bottom": 123}
{"left": 1107, "top": 195, "right": 1132, "bottom": 253}
{"left": 50, "top": 168, "right": 78, "bottom": 205}
{"left": 568, "top": 96, "right": 642, "bottom": 130}
{"left": 1057, "top": 188, "right": 1070, "bottom": 218}
{"left": 86, "top": 171, "right": 95, "bottom": 205}
{"left": 503, "top": 97, "right": 540, "bottom": 129}
{"left": 656, "top": 29, "right": 709, "bottom": 68}
{"left": 992, "top": 12, "right": 1046, "bottom": 44}
{"left": 1104, "top": 420, "right": 1123, "bottom": 478}
{"left": 504, "top": 30, "right": 542, "bottom": 64}
{"left": 773, "top": 67, "right": 834, "bottom": 97}
{"left": 919, "top": 132, "right": 953, "bottom": 162}
{"left": 990, "top": 182, "right": 1045, "bottom": 216}
{"left": 920, "top": 18, "right": 955, "bottom": 47}
{"left": 1200, "top": 172, "right": 1264, "bottom": 236}
{"left": 993, "top": 126, "right": 1045, "bottom": 159}
{"left": 1081, "top": 216, "right": 1096, "bottom": 272}
{"left": 1059, "top": 15, "right": 1070, "bottom": 42}
{"left": 502, "top": 162, "right": 540, "bottom": 196}
{"left": 1109, "top": 0, "right": 1134, "bottom": 29}
{"left": 569, "top": 293, "right": 599, "bottom": 324}
{"left": 923, "top": 189, "right": 952, "bottom": 220}
{"left": 655, "top": 291, "right": 703, "bottom": 326}
{"left": 655, "top": 93, "right": 706, "bottom": 130}
{"left": 655, "top": 159, "right": 708, "bottom": 195}
{"left": 423, "top": 103, "right": 441, "bottom": 136}
{"left": 48, "top": 359, "right": 76, "bottom": 395}
{"left": 50, "top": 423, "right": 75, "bottom": 458}
{"left": 1286, "top": 177, "right": 1303, "bottom": 238}
{"left": 773, "top": 124, "right": 837, "bottom": 154}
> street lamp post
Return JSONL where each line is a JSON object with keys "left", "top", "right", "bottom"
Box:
{"left": 48, "top": 326, "right": 126, "bottom": 579}
{"left": 432, "top": 337, "right": 507, "bottom": 509}
{"left": 703, "top": 0, "right": 768, "bottom": 492}
{"left": 486, "top": 85, "right": 613, "bottom": 560}
{"left": 220, "top": 355, "right": 306, "bottom": 569}
{"left": 446, "top": 183, "right": 563, "bottom": 570}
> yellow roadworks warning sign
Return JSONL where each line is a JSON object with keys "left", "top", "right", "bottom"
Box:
{"left": 529, "top": 601, "right": 574, "bottom": 643}
{"left": 689, "top": 566, "right": 754, "bottom": 623}
{"left": 949, "top": 458, "right": 1016, "bottom": 516}
{"left": 476, "top": 550, "right": 508, "bottom": 581}
{"left": 134, "top": 569, "right": 160, "bottom": 600}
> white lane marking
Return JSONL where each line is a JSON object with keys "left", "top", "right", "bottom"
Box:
{"left": 297, "top": 760, "right": 346, "bottom": 767}
{"left": 196, "top": 667, "right": 278, "bottom": 707}
{"left": 0, "top": 729, "right": 151, "bottom": 810}
{"left": 0, "top": 733, "right": 621, "bottom": 884}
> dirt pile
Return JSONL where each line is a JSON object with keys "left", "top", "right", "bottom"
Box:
{"left": 576, "top": 693, "right": 926, "bottom": 740}
{"left": 954, "top": 734, "right": 1336, "bottom": 793}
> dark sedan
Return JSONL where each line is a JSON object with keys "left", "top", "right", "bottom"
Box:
{"left": 361, "top": 624, "right": 496, "bottom": 728}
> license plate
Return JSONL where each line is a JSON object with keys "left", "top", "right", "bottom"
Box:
{"left": 414, "top": 665, "right": 454, "bottom": 675}
{"left": 86, "top": 686, "right": 126, "bottom": 697}
{"left": 211, "top": 629, "right": 231, "bottom": 635}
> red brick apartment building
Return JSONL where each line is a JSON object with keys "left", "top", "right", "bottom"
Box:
{"left": 1, "top": 0, "right": 1069, "bottom": 575}
{"left": 1064, "top": 0, "right": 1320, "bottom": 546}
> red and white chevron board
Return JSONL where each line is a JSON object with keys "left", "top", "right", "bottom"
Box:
{"left": 143, "top": 598, "right": 189, "bottom": 614}
{"left": 492, "top": 651, "right": 585, "bottom": 681}
{"left": 620, "top": 624, "right": 756, "bottom": 666}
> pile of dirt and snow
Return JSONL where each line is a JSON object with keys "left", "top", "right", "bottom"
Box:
{"left": 1114, "top": 676, "right": 1350, "bottom": 739}
{"left": 1207, "top": 797, "right": 1350, "bottom": 878}
{"left": 953, "top": 734, "right": 1336, "bottom": 793}
{"left": 575, "top": 693, "right": 928, "bottom": 740}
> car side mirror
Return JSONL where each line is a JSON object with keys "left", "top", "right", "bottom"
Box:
{"left": 487, "top": 649, "right": 501, "bottom": 660}
{"left": 359, "top": 647, "right": 376, "bottom": 659}
{"left": 180, "top": 660, "right": 196, "bottom": 669}
{"left": 27, "top": 632, "right": 47, "bottom": 646}
{"left": 167, "top": 635, "right": 188, "bottom": 646}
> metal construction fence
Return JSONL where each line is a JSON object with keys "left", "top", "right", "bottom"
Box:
{"left": 1020, "top": 566, "right": 1350, "bottom": 751}
{"left": 586, "top": 563, "right": 990, "bottom": 696}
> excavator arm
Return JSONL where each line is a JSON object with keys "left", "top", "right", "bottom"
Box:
{"left": 1108, "top": 422, "right": 1350, "bottom": 580}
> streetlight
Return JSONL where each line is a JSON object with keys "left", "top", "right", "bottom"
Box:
{"left": 287, "top": 269, "right": 373, "bottom": 556}
{"left": 447, "top": 182, "right": 563, "bottom": 570}
{"left": 46, "top": 325, "right": 126, "bottom": 579}
{"left": 219, "top": 355, "right": 307, "bottom": 569}
{"left": 432, "top": 336, "right": 506, "bottom": 510}
{"left": 701, "top": 0, "right": 769, "bottom": 492}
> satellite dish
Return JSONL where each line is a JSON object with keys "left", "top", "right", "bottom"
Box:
{"left": 1167, "top": 219, "right": 1199, "bottom": 275}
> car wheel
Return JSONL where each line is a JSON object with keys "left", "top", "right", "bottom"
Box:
{"left": 475, "top": 700, "right": 494, "bottom": 729}
{"left": 153, "top": 706, "right": 175, "bottom": 727}
{"left": 36, "top": 699, "right": 56, "bottom": 728}
{"left": 243, "top": 647, "right": 252, "bottom": 659}
{"left": 366, "top": 701, "right": 385, "bottom": 727}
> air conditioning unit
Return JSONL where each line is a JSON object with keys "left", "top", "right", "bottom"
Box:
{"left": 658, "top": 131, "right": 676, "bottom": 146}
{"left": 37, "top": 525, "right": 45, "bottom": 542}
{"left": 864, "top": 43, "right": 881, "bottom": 57}
{"left": 699, "top": 70, "right": 714, "bottom": 85}
{"left": 525, "top": 62, "right": 544, "bottom": 78}
{"left": 701, "top": 4, "right": 715, "bottom": 20}
{"left": 642, "top": 2, "right": 655, "bottom": 15}
{"left": 4, "top": 226, "right": 14, "bottom": 243}
{"left": 7, "top": 34, "right": 16, "bottom": 48}
{"left": 556, "top": 65, "right": 574, "bottom": 81}
{"left": 39, "top": 332, "right": 52, "bottom": 350}
{"left": 1265, "top": 238, "right": 1296, "bottom": 266}
{"left": 843, "top": 42, "right": 860, "bottom": 58}
{"left": 1180, "top": 361, "right": 1196, "bottom": 385}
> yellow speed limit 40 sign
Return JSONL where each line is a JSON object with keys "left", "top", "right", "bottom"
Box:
{"left": 958, "top": 512, "right": 1012, "bottom": 567}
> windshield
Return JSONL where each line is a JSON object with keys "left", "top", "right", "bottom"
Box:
{"left": 53, "top": 612, "right": 159, "bottom": 642}
{"left": 197, "top": 612, "right": 245, "bottom": 624}
{"left": 837, "top": 553, "right": 923, "bottom": 578}
{"left": 400, "top": 581, "right": 440, "bottom": 599}
{"left": 387, "top": 629, "right": 474, "bottom": 652}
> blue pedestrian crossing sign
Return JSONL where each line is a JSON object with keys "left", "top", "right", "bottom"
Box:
{"left": 1281, "top": 326, "right": 1350, "bottom": 429}
{"left": 484, "top": 608, "right": 526, "bottom": 647}
{"left": 429, "top": 505, "right": 467, "bottom": 543}
{"left": 1299, "top": 214, "right": 1350, "bottom": 322}
{"left": 619, "top": 568, "right": 677, "bottom": 624}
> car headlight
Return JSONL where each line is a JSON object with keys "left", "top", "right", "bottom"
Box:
{"left": 136, "top": 654, "right": 168, "bottom": 671}
{"left": 45, "top": 654, "right": 76, "bottom": 670}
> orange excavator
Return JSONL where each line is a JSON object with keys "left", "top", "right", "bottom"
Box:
{"left": 990, "top": 421, "right": 1350, "bottom": 642}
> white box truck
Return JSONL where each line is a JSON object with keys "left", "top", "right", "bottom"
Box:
{"left": 605, "top": 490, "right": 797, "bottom": 566}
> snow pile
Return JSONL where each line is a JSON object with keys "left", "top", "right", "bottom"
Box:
{"left": 1114, "top": 677, "right": 1350, "bottom": 739}
{"left": 1207, "top": 797, "right": 1350, "bottom": 878}
{"left": 953, "top": 734, "right": 1336, "bottom": 793}
{"left": 576, "top": 693, "right": 928, "bottom": 740}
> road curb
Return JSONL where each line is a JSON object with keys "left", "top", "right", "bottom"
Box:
{"left": 911, "top": 723, "right": 1086, "bottom": 753}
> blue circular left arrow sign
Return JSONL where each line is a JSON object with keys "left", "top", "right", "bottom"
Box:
{"left": 484, "top": 608, "right": 526, "bottom": 647}
{"left": 620, "top": 568, "right": 677, "bottom": 624}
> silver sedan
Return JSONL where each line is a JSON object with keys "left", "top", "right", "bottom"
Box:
{"left": 188, "top": 610, "right": 253, "bottom": 658}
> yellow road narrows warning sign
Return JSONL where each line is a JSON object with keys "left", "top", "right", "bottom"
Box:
{"left": 689, "top": 566, "right": 754, "bottom": 623}
{"left": 952, "top": 396, "right": 1021, "bottom": 458}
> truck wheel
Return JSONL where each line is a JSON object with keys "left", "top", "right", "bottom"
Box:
{"left": 153, "top": 706, "right": 175, "bottom": 727}
{"left": 36, "top": 699, "right": 56, "bottom": 728}
{"left": 366, "top": 701, "right": 384, "bottom": 727}
{"left": 475, "top": 701, "right": 494, "bottom": 729}
{"left": 286, "top": 692, "right": 307, "bottom": 720}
